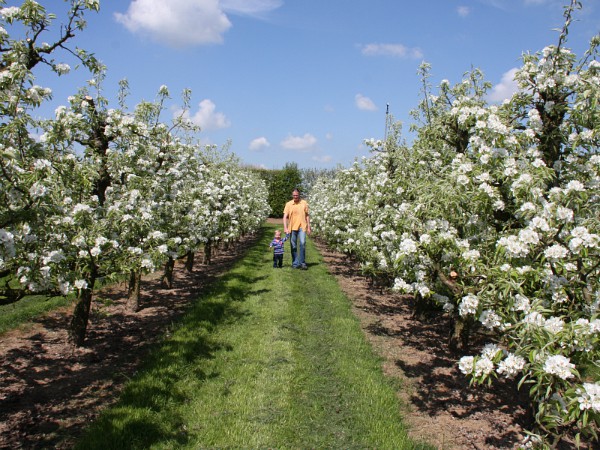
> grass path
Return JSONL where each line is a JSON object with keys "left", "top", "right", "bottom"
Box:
{"left": 76, "top": 224, "right": 431, "bottom": 449}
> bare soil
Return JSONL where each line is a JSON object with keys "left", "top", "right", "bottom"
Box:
{"left": 0, "top": 228, "right": 590, "bottom": 449}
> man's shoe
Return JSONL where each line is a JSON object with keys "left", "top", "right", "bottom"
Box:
{"left": 301, "top": 264, "right": 308, "bottom": 270}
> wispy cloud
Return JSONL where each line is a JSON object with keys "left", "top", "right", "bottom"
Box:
{"left": 249, "top": 136, "right": 271, "bottom": 151}
{"left": 355, "top": 94, "right": 377, "bottom": 111}
{"left": 478, "top": 0, "right": 550, "bottom": 10}
{"left": 180, "top": 99, "right": 231, "bottom": 130}
{"left": 457, "top": 6, "right": 471, "bottom": 17}
{"left": 359, "top": 43, "right": 423, "bottom": 59}
{"left": 280, "top": 133, "right": 317, "bottom": 151}
{"left": 488, "top": 68, "right": 520, "bottom": 102}
{"left": 115, "top": 0, "right": 282, "bottom": 48}
{"left": 221, "top": 0, "right": 283, "bottom": 17}
{"left": 312, "top": 155, "right": 333, "bottom": 163}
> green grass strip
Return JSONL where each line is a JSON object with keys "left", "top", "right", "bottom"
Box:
{"left": 0, "top": 294, "right": 69, "bottom": 335}
{"left": 76, "top": 224, "right": 432, "bottom": 449}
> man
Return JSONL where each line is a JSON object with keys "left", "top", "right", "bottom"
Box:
{"left": 283, "top": 188, "right": 311, "bottom": 269}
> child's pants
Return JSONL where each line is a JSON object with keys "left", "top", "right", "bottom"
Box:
{"left": 273, "top": 254, "right": 283, "bottom": 268}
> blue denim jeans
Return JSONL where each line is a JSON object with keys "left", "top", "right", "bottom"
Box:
{"left": 290, "top": 228, "right": 306, "bottom": 267}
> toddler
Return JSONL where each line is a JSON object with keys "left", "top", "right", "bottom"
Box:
{"left": 269, "top": 230, "right": 287, "bottom": 268}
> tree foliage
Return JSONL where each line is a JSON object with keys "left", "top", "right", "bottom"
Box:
{"left": 253, "top": 162, "right": 302, "bottom": 217}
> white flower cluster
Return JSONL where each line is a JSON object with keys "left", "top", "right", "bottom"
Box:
{"left": 458, "top": 293, "right": 479, "bottom": 317}
{"left": 543, "top": 354, "right": 575, "bottom": 380}
{"left": 496, "top": 353, "right": 526, "bottom": 378}
{"left": 568, "top": 226, "right": 599, "bottom": 254}
{"left": 577, "top": 383, "right": 600, "bottom": 412}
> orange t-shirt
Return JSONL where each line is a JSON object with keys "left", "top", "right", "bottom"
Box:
{"left": 283, "top": 199, "right": 309, "bottom": 231}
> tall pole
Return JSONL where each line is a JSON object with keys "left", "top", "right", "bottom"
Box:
{"left": 384, "top": 103, "right": 390, "bottom": 143}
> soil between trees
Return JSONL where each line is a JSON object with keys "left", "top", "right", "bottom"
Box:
{"left": 0, "top": 223, "right": 556, "bottom": 449}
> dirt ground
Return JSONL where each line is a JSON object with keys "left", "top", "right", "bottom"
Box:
{"left": 0, "top": 228, "right": 588, "bottom": 449}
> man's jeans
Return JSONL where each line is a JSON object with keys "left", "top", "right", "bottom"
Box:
{"left": 290, "top": 228, "right": 306, "bottom": 267}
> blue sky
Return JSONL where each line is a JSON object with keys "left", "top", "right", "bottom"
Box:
{"left": 12, "top": 0, "right": 600, "bottom": 169}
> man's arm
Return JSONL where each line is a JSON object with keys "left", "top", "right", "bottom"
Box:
{"left": 283, "top": 208, "right": 289, "bottom": 234}
{"left": 305, "top": 203, "right": 311, "bottom": 234}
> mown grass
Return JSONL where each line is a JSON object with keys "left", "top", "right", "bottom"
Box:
{"left": 0, "top": 292, "right": 70, "bottom": 335}
{"left": 75, "top": 223, "right": 432, "bottom": 449}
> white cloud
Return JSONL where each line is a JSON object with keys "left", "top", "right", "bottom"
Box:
{"left": 280, "top": 133, "right": 317, "bottom": 151}
{"left": 182, "top": 99, "right": 231, "bottom": 130}
{"left": 249, "top": 136, "right": 271, "bottom": 151}
{"left": 359, "top": 43, "right": 423, "bottom": 59}
{"left": 115, "top": 0, "right": 282, "bottom": 48}
{"left": 457, "top": 6, "right": 470, "bottom": 17}
{"left": 325, "top": 133, "right": 333, "bottom": 140}
{"left": 488, "top": 68, "right": 519, "bottom": 102}
{"left": 355, "top": 94, "right": 377, "bottom": 111}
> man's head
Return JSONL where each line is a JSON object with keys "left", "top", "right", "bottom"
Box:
{"left": 292, "top": 188, "right": 301, "bottom": 202}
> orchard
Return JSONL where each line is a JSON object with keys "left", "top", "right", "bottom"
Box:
{"left": 1, "top": 0, "right": 599, "bottom": 448}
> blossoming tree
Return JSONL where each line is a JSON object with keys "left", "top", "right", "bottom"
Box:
{"left": 0, "top": 1, "right": 270, "bottom": 347}
{"left": 311, "top": 2, "right": 599, "bottom": 446}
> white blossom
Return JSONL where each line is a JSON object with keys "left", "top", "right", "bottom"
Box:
{"left": 577, "top": 383, "right": 600, "bottom": 412}
{"left": 543, "top": 354, "right": 575, "bottom": 380}
{"left": 544, "top": 244, "right": 569, "bottom": 261}
{"left": 458, "top": 356, "right": 475, "bottom": 375}
{"left": 498, "top": 235, "right": 529, "bottom": 258}
{"left": 565, "top": 180, "right": 585, "bottom": 193}
{"left": 524, "top": 311, "right": 545, "bottom": 327}
{"left": 74, "top": 279, "right": 88, "bottom": 290}
{"left": 459, "top": 293, "right": 479, "bottom": 316}
{"left": 556, "top": 206, "right": 573, "bottom": 222}
{"left": 480, "top": 309, "right": 502, "bottom": 329}
{"left": 398, "top": 238, "right": 418, "bottom": 255}
{"left": 392, "top": 277, "right": 413, "bottom": 293}
{"left": 481, "top": 343, "right": 501, "bottom": 359}
{"left": 497, "top": 354, "right": 526, "bottom": 378}
{"left": 474, "top": 357, "right": 495, "bottom": 376}
{"left": 54, "top": 63, "right": 71, "bottom": 75}
{"left": 544, "top": 317, "right": 565, "bottom": 334}
{"left": 462, "top": 249, "right": 480, "bottom": 261}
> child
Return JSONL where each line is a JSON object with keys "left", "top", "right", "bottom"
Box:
{"left": 269, "top": 230, "right": 288, "bottom": 268}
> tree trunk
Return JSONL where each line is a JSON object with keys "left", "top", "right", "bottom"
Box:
{"left": 126, "top": 268, "right": 142, "bottom": 312}
{"left": 412, "top": 293, "right": 431, "bottom": 321}
{"left": 449, "top": 316, "right": 471, "bottom": 352}
{"left": 185, "top": 250, "right": 195, "bottom": 272}
{"left": 162, "top": 256, "right": 175, "bottom": 288}
{"left": 202, "top": 240, "right": 212, "bottom": 265}
{"left": 68, "top": 275, "right": 96, "bottom": 347}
